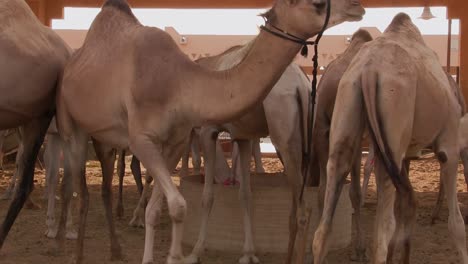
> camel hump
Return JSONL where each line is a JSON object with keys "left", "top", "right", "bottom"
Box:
{"left": 351, "top": 29, "right": 372, "bottom": 42}
{"left": 385, "top": 12, "right": 416, "bottom": 32}
{"left": 103, "top": 0, "right": 133, "bottom": 16}
{"left": 392, "top": 12, "right": 412, "bottom": 24}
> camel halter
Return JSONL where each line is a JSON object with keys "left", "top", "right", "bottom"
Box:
{"left": 260, "top": 0, "right": 331, "bottom": 203}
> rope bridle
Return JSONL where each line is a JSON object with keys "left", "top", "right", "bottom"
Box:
{"left": 260, "top": 0, "right": 331, "bottom": 204}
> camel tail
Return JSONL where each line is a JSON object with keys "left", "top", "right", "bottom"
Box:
{"left": 361, "top": 70, "right": 410, "bottom": 193}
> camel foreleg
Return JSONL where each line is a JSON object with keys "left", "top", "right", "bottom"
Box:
{"left": 0, "top": 114, "right": 52, "bottom": 249}
{"left": 237, "top": 139, "right": 259, "bottom": 264}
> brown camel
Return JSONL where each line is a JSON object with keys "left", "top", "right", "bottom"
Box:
{"left": 0, "top": 0, "right": 71, "bottom": 250}
{"left": 312, "top": 13, "right": 468, "bottom": 264}
{"left": 311, "top": 28, "right": 373, "bottom": 261}
{"left": 54, "top": 0, "right": 364, "bottom": 263}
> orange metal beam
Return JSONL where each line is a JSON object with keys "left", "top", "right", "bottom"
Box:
{"left": 50, "top": 0, "right": 451, "bottom": 10}
{"left": 460, "top": 18, "right": 468, "bottom": 104}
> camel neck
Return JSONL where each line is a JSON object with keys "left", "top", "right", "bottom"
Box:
{"left": 189, "top": 29, "right": 302, "bottom": 125}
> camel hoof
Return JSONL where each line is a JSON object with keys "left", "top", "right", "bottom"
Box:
{"left": 45, "top": 228, "right": 58, "bottom": 239}
{"left": 239, "top": 254, "right": 260, "bottom": 264}
{"left": 129, "top": 215, "right": 145, "bottom": 228}
{"left": 183, "top": 254, "right": 201, "bottom": 264}
{"left": 66, "top": 230, "right": 78, "bottom": 240}
{"left": 350, "top": 248, "right": 368, "bottom": 262}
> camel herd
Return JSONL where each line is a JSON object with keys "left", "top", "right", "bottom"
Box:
{"left": 0, "top": 0, "right": 467, "bottom": 263}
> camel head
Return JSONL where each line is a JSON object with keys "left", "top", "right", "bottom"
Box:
{"left": 263, "top": 0, "right": 365, "bottom": 40}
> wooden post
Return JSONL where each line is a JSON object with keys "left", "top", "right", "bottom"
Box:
{"left": 447, "top": 19, "right": 452, "bottom": 73}
{"left": 461, "top": 18, "right": 468, "bottom": 103}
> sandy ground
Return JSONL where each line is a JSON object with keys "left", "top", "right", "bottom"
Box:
{"left": 0, "top": 154, "right": 467, "bottom": 264}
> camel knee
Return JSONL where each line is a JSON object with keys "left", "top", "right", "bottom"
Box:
{"left": 436, "top": 151, "right": 448, "bottom": 164}
{"left": 168, "top": 195, "right": 187, "bottom": 223}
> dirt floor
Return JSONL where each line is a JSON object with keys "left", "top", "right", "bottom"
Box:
{"left": 0, "top": 154, "right": 468, "bottom": 264}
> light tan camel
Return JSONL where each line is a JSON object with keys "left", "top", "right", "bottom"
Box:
{"left": 359, "top": 73, "right": 467, "bottom": 224}
{"left": 183, "top": 41, "right": 311, "bottom": 263}
{"left": 311, "top": 28, "right": 373, "bottom": 261}
{"left": 312, "top": 13, "right": 468, "bottom": 264}
{"left": 0, "top": 0, "right": 71, "bottom": 250}
{"left": 55, "top": 0, "right": 364, "bottom": 263}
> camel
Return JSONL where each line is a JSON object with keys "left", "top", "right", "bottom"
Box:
{"left": 182, "top": 39, "right": 312, "bottom": 263}
{"left": 54, "top": 0, "right": 364, "bottom": 263}
{"left": 312, "top": 13, "right": 468, "bottom": 264}
{"left": 311, "top": 28, "right": 373, "bottom": 261}
{"left": 359, "top": 73, "right": 467, "bottom": 223}
{"left": 0, "top": 0, "right": 72, "bottom": 250}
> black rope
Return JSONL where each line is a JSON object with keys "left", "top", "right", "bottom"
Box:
{"left": 260, "top": 23, "right": 315, "bottom": 57}
{"left": 299, "top": 0, "right": 331, "bottom": 203}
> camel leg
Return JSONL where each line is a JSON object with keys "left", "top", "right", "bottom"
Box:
{"left": 55, "top": 128, "right": 88, "bottom": 263}
{"left": 116, "top": 150, "right": 126, "bottom": 219}
{"left": 437, "top": 143, "right": 468, "bottom": 262}
{"left": 0, "top": 130, "right": 8, "bottom": 171}
{"left": 44, "top": 133, "right": 76, "bottom": 239}
{"left": 0, "top": 114, "right": 52, "bottom": 249}
{"left": 312, "top": 89, "right": 365, "bottom": 263}
{"left": 431, "top": 171, "right": 444, "bottom": 225}
{"left": 252, "top": 138, "right": 265, "bottom": 174}
{"left": 1, "top": 137, "right": 22, "bottom": 200}
{"left": 236, "top": 139, "right": 259, "bottom": 264}
{"left": 215, "top": 139, "right": 231, "bottom": 183}
{"left": 180, "top": 132, "right": 193, "bottom": 178}
{"left": 461, "top": 148, "right": 468, "bottom": 192}
{"left": 93, "top": 140, "right": 123, "bottom": 260}
{"left": 129, "top": 173, "right": 153, "bottom": 228}
{"left": 370, "top": 157, "right": 397, "bottom": 264}
{"left": 133, "top": 136, "right": 188, "bottom": 264}
{"left": 191, "top": 130, "right": 202, "bottom": 176}
{"left": 361, "top": 144, "right": 375, "bottom": 207}
{"left": 185, "top": 127, "right": 218, "bottom": 264}
{"left": 131, "top": 155, "right": 144, "bottom": 194}
{"left": 349, "top": 148, "right": 368, "bottom": 262}
{"left": 386, "top": 158, "right": 415, "bottom": 264}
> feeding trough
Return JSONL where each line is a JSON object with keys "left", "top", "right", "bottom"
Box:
{"left": 181, "top": 172, "right": 352, "bottom": 253}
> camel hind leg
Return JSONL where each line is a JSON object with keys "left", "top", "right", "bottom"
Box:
{"left": 93, "top": 140, "right": 123, "bottom": 261}
{"left": 0, "top": 113, "right": 53, "bottom": 249}
{"left": 349, "top": 147, "right": 368, "bottom": 262}
{"left": 434, "top": 132, "right": 468, "bottom": 263}
{"left": 116, "top": 150, "right": 126, "bottom": 219}
{"left": 312, "top": 76, "right": 366, "bottom": 264}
